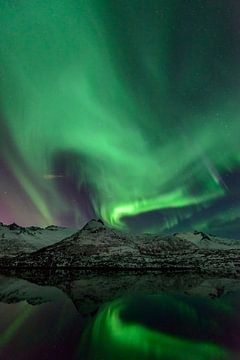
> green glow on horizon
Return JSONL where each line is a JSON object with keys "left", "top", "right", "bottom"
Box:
{"left": 80, "top": 295, "right": 230, "bottom": 360}
{"left": 0, "top": 1, "right": 240, "bottom": 228}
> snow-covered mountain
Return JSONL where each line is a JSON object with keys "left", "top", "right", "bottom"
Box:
{"left": 1, "top": 219, "right": 240, "bottom": 277}
{"left": 173, "top": 230, "right": 240, "bottom": 250}
{"left": 2, "top": 219, "right": 240, "bottom": 278}
{"left": 0, "top": 222, "right": 76, "bottom": 257}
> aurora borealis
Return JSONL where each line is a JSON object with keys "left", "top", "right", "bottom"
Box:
{"left": 1, "top": 0, "right": 240, "bottom": 235}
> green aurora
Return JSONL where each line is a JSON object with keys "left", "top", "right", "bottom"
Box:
{"left": 0, "top": 1, "right": 240, "bottom": 232}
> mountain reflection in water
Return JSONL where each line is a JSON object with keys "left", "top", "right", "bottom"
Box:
{"left": 0, "top": 271, "right": 239, "bottom": 360}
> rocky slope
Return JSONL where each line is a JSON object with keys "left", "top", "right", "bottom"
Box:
{"left": 1, "top": 219, "right": 240, "bottom": 277}
{"left": 0, "top": 222, "right": 76, "bottom": 257}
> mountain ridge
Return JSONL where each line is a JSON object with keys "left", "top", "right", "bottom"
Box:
{"left": 0, "top": 221, "right": 76, "bottom": 257}
{"left": 0, "top": 219, "right": 240, "bottom": 278}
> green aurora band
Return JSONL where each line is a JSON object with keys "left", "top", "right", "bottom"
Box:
{"left": 0, "top": 1, "right": 240, "bottom": 229}
{"left": 79, "top": 294, "right": 232, "bottom": 360}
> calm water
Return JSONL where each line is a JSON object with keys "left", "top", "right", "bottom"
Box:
{"left": 0, "top": 270, "right": 240, "bottom": 360}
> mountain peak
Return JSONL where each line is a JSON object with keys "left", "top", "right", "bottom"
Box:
{"left": 9, "top": 223, "right": 22, "bottom": 231}
{"left": 82, "top": 219, "right": 105, "bottom": 232}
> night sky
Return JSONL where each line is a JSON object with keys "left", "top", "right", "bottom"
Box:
{"left": 1, "top": 0, "right": 240, "bottom": 237}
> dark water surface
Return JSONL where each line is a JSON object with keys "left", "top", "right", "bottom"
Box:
{"left": 0, "top": 270, "right": 240, "bottom": 360}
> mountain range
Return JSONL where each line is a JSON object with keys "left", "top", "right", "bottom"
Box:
{"left": 0, "top": 219, "right": 240, "bottom": 277}
{"left": 0, "top": 222, "right": 76, "bottom": 257}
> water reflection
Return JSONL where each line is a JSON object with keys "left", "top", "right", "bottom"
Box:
{"left": 0, "top": 271, "right": 239, "bottom": 359}
{"left": 80, "top": 294, "right": 240, "bottom": 360}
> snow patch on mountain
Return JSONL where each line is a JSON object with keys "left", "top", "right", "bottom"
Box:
{"left": 0, "top": 222, "right": 76, "bottom": 257}
{"left": 173, "top": 230, "right": 240, "bottom": 250}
